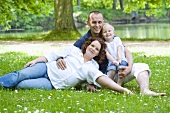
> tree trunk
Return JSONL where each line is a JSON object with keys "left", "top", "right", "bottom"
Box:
{"left": 44, "top": 0, "right": 81, "bottom": 40}
{"left": 119, "top": 0, "right": 124, "bottom": 10}
{"left": 54, "top": 0, "right": 76, "bottom": 30}
{"left": 113, "top": 0, "right": 117, "bottom": 9}
{"left": 77, "top": 0, "right": 80, "bottom": 6}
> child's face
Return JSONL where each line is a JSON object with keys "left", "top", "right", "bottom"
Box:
{"left": 102, "top": 25, "right": 114, "bottom": 42}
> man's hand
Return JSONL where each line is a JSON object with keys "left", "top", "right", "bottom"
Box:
{"left": 56, "top": 58, "right": 66, "bottom": 70}
{"left": 86, "top": 84, "right": 97, "bottom": 92}
{"left": 118, "top": 66, "right": 131, "bottom": 77}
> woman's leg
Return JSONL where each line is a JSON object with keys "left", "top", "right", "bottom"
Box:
{"left": 0, "top": 63, "right": 47, "bottom": 88}
{"left": 16, "top": 78, "right": 53, "bottom": 90}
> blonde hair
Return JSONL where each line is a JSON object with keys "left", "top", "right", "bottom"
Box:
{"left": 103, "top": 23, "right": 114, "bottom": 31}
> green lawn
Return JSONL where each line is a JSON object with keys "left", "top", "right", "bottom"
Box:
{"left": 0, "top": 42, "right": 169, "bottom": 113}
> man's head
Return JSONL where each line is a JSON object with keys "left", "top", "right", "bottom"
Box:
{"left": 86, "top": 11, "right": 104, "bottom": 37}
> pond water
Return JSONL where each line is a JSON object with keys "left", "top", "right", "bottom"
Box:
{"left": 78, "top": 23, "right": 170, "bottom": 39}
{"left": 1, "top": 23, "right": 170, "bottom": 40}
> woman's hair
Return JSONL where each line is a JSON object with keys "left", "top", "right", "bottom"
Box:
{"left": 81, "top": 37, "right": 106, "bottom": 64}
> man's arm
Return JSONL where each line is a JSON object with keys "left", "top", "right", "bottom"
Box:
{"left": 119, "top": 47, "right": 133, "bottom": 76}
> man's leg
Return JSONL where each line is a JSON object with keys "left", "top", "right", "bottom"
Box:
{"left": 137, "top": 70, "right": 166, "bottom": 96}
{"left": 120, "top": 63, "right": 166, "bottom": 96}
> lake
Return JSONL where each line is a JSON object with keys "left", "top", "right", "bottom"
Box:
{"left": 1, "top": 23, "right": 170, "bottom": 40}
{"left": 78, "top": 23, "right": 170, "bottom": 39}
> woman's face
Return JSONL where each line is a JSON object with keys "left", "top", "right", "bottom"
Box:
{"left": 85, "top": 40, "right": 101, "bottom": 58}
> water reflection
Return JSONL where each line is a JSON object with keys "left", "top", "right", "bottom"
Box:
{"left": 78, "top": 23, "right": 170, "bottom": 39}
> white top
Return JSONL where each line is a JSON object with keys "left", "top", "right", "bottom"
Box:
{"left": 105, "top": 36, "right": 127, "bottom": 63}
{"left": 44, "top": 46, "right": 105, "bottom": 89}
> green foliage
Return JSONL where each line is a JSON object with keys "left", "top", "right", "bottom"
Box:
{"left": 0, "top": 0, "right": 53, "bottom": 30}
{"left": 0, "top": 44, "right": 169, "bottom": 112}
{"left": 80, "top": 0, "right": 113, "bottom": 9}
{"left": 1, "top": 0, "right": 170, "bottom": 31}
{"left": 73, "top": 0, "right": 170, "bottom": 18}
{"left": 74, "top": 8, "right": 131, "bottom": 23}
{"left": 123, "top": 0, "right": 170, "bottom": 17}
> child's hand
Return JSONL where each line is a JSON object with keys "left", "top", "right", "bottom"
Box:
{"left": 24, "top": 61, "right": 36, "bottom": 68}
{"left": 113, "top": 61, "right": 119, "bottom": 66}
{"left": 118, "top": 59, "right": 121, "bottom": 64}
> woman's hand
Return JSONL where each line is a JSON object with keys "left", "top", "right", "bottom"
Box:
{"left": 123, "top": 88, "right": 133, "bottom": 95}
{"left": 24, "top": 61, "right": 36, "bottom": 68}
{"left": 86, "top": 84, "right": 97, "bottom": 92}
{"left": 56, "top": 58, "right": 66, "bottom": 70}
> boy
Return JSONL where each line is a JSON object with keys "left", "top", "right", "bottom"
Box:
{"left": 102, "top": 23, "right": 128, "bottom": 86}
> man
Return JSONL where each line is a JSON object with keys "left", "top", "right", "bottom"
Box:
{"left": 57, "top": 11, "right": 166, "bottom": 96}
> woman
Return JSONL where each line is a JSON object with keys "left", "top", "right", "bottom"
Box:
{"left": 0, "top": 37, "right": 132, "bottom": 94}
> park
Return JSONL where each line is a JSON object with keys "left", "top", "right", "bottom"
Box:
{"left": 0, "top": 0, "right": 170, "bottom": 112}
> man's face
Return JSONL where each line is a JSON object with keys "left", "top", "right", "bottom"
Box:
{"left": 87, "top": 13, "right": 104, "bottom": 36}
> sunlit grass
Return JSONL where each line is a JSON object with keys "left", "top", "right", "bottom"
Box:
{"left": 0, "top": 43, "right": 169, "bottom": 112}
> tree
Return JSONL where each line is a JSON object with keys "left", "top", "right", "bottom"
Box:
{"left": 54, "top": 0, "right": 79, "bottom": 34}
{"left": 119, "top": 0, "right": 124, "bottom": 10}
{"left": 44, "top": 0, "right": 81, "bottom": 40}
{"left": 77, "top": 0, "right": 81, "bottom": 6}
{"left": 113, "top": 0, "right": 124, "bottom": 10}
{"left": 0, "top": 0, "right": 81, "bottom": 40}
{"left": 123, "top": 0, "right": 170, "bottom": 17}
{"left": 0, "top": 0, "right": 53, "bottom": 30}
{"left": 113, "top": 0, "right": 117, "bottom": 9}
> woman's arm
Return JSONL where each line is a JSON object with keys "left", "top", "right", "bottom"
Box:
{"left": 24, "top": 56, "right": 47, "bottom": 68}
{"left": 96, "top": 75, "right": 133, "bottom": 94}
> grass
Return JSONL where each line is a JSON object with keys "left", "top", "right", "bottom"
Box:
{"left": 0, "top": 42, "right": 169, "bottom": 113}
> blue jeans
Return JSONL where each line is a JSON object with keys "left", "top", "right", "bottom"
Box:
{"left": 107, "top": 60, "right": 128, "bottom": 72}
{"left": 0, "top": 63, "right": 53, "bottom": 90}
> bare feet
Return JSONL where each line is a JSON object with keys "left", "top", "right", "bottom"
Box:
{"left": 141, "top": 89, "right": 166, "bottom": 96}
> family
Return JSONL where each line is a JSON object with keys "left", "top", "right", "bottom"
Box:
{"left": 0, "top": 11, "right": 166, "bottom": 96}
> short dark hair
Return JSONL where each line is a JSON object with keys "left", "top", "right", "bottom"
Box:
{"left": 81, "top": 37, "right": 106, "bottom": 64}
{"left": 88, "top": 11, "right": 103, "bottom": 21}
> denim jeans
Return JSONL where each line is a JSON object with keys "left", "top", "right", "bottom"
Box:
{"left": 107, "top": 60, "right": 128, "bottom": 72}
{"left": 0, "top": 63, "right": 53, "bottom": 90}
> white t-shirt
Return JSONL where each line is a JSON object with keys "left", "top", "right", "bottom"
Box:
{"left": 44, "top": 46, "right": 105, "bottom": 89}
{"left": 105, "top": 36, "right": 127, "bottom": 64}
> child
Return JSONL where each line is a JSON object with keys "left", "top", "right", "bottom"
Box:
{"left": 102, "top": 23, "right": 128, "bottom": 86}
